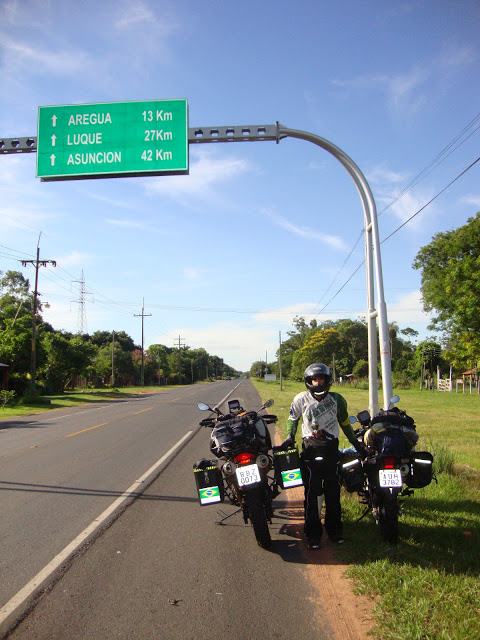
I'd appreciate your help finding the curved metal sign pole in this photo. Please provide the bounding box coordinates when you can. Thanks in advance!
[276,124,393,414]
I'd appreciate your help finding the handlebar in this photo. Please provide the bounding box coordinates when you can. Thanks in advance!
[199,412,277,428]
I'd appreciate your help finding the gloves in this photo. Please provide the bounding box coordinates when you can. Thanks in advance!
[282,435,295,450]
[355,443,367,459]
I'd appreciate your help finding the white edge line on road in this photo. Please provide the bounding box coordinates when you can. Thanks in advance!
[0,430,193,627]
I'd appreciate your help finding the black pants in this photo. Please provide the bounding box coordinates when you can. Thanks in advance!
[301,443,342,541]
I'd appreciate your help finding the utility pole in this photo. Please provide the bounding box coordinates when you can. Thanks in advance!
[279,331,283,391]
[21,241,56,392]
[111,330,115,387]
[134,299,151,387]
[174,335,185,384]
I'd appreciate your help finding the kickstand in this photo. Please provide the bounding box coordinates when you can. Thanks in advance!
[215,507,242,525]
[356,505,372,522]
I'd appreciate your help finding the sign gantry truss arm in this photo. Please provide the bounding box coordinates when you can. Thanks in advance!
[1,120,392,413]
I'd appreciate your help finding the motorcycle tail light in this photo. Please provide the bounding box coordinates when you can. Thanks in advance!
[384,457,395,469]
[234,452,256,465]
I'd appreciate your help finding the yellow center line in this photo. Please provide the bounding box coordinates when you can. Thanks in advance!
[65,423,109,438]
[171,397,181,402]
[134,407,152,415]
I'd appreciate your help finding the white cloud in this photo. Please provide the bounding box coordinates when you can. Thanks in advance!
[332,67,430,116]
[460,194,480,209]
[261,208,349,251]
[1,36,92,77]
[183,267,201,281]
[387,67,430,114]
[439,45,477,70]
[150,321,278,371]
[332,44,476,120]
[114,0,179,35]
[368,165,437,231]
[145,148,254,203]
[387,290,432,336]
[105,218,168,233]
[253,303,320,325]
[57,251,97,268]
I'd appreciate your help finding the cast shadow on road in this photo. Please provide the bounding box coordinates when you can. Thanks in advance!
[0,480,199,502]
[266,501,349,566]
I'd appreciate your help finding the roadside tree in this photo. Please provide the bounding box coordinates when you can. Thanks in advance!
[413,212,480,367]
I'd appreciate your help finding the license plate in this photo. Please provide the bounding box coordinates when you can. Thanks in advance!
[379,469,402,488]
[236,463,261,487]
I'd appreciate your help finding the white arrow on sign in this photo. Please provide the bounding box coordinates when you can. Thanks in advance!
[51,134,56,147]
[51,115,57,127]
[50,154,56,166]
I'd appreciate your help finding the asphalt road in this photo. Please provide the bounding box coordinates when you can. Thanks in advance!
[1,380,338,639]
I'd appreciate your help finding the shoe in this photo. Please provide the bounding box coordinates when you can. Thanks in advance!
[307,538,321,550]
[330,536,345,544]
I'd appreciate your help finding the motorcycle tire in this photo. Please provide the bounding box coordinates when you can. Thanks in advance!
[245,489,272,549]
[378,493,399,544]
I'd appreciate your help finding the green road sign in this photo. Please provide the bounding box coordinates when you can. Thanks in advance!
[36,99,188,181]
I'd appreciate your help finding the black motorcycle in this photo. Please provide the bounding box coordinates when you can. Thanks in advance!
[193,398,281,549]
[339,395,434,544]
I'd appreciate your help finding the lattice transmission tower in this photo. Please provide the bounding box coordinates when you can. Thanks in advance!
[73,270,89,335]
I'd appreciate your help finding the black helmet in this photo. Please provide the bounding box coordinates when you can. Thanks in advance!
[304,362,332,398]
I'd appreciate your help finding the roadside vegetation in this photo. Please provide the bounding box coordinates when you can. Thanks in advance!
[0,385,173,419]
[0,270,238,397]
[252,378,480,640]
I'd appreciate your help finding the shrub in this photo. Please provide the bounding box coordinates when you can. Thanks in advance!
[424,437,455,475]
[1,390,16,408]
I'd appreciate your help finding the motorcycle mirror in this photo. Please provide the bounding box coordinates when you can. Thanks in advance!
[388,395,400,409]
[264,399,274,408]
[197,402,212,411]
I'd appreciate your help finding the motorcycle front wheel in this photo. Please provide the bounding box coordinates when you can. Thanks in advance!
[245,488,272,549]
[378,492,399,544]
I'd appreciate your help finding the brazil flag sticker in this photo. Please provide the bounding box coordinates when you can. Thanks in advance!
[281,469,303,488]
[199,486,221,505]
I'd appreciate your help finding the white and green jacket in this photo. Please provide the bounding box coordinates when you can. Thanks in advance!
[287,391,358,447]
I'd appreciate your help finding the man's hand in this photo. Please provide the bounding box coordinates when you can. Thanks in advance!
[355,443,367,459]
[282,434,295,449]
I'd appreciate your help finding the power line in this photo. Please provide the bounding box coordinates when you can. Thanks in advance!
[315,154,480,316]
[378,112,480,217]
[311,112,480,314]
[381,156,480,244]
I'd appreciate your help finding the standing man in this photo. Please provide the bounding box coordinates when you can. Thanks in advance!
[283,362,363,549]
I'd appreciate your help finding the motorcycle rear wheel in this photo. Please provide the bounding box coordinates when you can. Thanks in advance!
[378,493,399,544]
[245,489,272,549]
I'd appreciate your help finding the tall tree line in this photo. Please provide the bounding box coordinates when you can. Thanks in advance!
[250,211,480,385]
[0,270,237,394]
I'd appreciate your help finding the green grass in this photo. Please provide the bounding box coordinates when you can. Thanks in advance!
[0,385,170,420]
[252,378,480,640]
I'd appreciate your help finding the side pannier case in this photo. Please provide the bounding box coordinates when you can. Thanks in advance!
[193,458,225,505]
[406,451,434,488]
[339,451,365,492]
[272,446,303,489]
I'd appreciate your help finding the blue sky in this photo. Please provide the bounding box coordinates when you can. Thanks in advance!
[1,0,479,372]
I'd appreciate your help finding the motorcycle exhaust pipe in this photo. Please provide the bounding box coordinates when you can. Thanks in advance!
[256,454,271,469]
[400,463,410,477]
[222,461,237,476]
